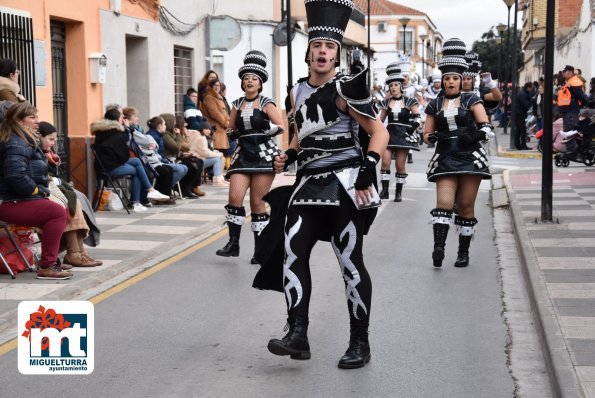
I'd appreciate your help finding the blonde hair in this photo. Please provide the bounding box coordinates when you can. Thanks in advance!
[0,102,38,147]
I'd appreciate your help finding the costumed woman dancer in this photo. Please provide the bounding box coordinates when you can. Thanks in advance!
[215,50,283,264]
[422,38,493,268]
[378,63,421,202]
[266,0,388,369]
[462,52,502,118]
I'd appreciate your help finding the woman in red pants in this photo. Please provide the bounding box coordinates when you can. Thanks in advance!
[0,102,71,279]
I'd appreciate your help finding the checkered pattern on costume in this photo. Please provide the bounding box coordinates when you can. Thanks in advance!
[258,140,281,162]
[472,148,489,170]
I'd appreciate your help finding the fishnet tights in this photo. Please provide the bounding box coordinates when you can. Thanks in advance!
[435,175,482,218]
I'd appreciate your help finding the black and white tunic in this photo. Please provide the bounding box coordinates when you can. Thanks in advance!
[290,73,378,211]
[425,93,491,182]
[226,96,281,176]
[380,97,420,151]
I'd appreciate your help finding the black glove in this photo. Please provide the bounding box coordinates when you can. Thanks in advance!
[428,131,450,143]
[406,120,420,135]
[283,148,298,170]
[460,130,487,146]
[354,151,380,190]
[227,129,240,140]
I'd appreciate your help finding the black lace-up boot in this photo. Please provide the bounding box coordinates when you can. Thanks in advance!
[338,326,371,369]
[267,316,311,360]
[379,170,390,199]
[454,216,477,267]
[431,208,453,268]
[216,205,245,257]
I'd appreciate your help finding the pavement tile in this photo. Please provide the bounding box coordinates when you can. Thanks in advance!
[548,283,595,299]
[106,225,196,235]
[87,239,163,251]
[520,204,594,211]
[544,270,595,283]
[577,366,595,382]
[567,339,595,366]
[529,230,595,239]
[0,282,64,300]
[555,300,595,317]
[537,247,595,257]
[144,213,220,221]
[533,238,595,247]
[539,258,595,269]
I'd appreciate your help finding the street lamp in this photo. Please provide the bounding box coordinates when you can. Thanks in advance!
[419,33,427,79]
[399,17,410,54]
[510,0,520,150]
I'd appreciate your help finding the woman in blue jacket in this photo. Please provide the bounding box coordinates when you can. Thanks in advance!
[0,102,71,279]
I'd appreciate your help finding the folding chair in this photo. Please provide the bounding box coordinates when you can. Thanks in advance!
[91,144,132,214]
[0,221,36,278]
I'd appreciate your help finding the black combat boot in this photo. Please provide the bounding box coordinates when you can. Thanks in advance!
[454,216,477,267]
[379,170,390,199]
[268,316,311,360]
[407,152,413,163]
[338,326,371,369]
[430,208,453,268]
[216,205,245,257]
[250,213,269,264]
[394,173,408,202]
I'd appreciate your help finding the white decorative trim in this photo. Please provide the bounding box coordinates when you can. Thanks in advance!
[308,26,345,35]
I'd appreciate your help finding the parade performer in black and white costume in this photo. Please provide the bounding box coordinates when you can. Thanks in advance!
[422,38,493,268]
[265,0,388,369]
[424,72,442,102]
[216,50,283,263]
[378,63,421,201]
[462,52,502,117]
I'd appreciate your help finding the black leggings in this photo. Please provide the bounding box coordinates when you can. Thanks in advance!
[283,196,372,327]
[179,157,204,191]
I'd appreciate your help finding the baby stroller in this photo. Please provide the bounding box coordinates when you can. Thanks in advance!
[554,110,595,167]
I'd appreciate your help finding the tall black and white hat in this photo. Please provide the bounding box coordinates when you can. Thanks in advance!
[438,38,468,77]
[463,52,481,78]
[305,0,354,60]
[238,50,269,84]
[385,62,403,86]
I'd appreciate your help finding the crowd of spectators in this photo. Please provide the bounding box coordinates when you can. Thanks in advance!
[0,57,236,279]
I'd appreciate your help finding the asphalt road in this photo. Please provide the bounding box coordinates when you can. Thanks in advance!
[0,148,520,397]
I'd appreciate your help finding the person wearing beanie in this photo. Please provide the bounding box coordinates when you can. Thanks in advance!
[215,49,284,265]
[422,38,493,269]
[262,0,389,370]
[377,63,421,202]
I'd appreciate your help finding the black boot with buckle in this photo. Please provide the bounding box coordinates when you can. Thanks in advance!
[454,216,477,267]
[216,205,245,257]
[250,213,269,264]
[267,316,311,360]
[394,173,408,202]
[431,208,453,268]
[338,326,371,369]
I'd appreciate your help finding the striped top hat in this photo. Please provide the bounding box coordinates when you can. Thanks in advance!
[438,38,468,76]
[385,62,404,85]
[305,0,354,47]
[238,50,269,83]
[463,52,481,77]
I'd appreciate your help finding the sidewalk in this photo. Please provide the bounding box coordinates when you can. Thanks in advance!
[0,175,295,337]
[495,125,543,159]
[496,125,595,396]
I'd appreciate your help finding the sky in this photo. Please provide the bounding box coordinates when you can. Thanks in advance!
[393,0,522,48]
